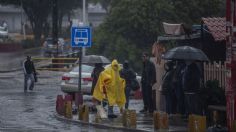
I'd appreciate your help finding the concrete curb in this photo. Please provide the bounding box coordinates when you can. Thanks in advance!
[54,113,149,132]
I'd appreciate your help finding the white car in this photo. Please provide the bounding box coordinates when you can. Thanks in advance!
[60,64,94,94]
[61,64,141,95]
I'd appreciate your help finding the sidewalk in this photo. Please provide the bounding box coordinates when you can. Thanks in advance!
[55,99,188,132]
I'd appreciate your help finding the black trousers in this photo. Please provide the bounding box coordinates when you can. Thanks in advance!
[184,93,201,115]
[141,83,153,111]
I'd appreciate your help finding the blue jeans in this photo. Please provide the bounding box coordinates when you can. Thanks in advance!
[125,86,131,109]
[24,74,35,91]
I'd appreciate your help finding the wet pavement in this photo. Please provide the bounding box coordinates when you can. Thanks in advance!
[0,48,188,131]
[55,99,187,132]
[0,70,124,132]
[0,47,43,72]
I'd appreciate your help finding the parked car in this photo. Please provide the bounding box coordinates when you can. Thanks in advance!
[61,64,141,95]
[43,37,65,56]
[60,64,94,94]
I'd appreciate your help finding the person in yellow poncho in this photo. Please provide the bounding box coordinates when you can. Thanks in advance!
[93,59,126,118]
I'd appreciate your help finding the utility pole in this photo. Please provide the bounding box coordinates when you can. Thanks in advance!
[78,0,86,92]
[82,0,86,57]
[226,0,236,131]
[52,0,58,56]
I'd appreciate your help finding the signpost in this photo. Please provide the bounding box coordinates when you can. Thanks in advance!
[71,26,92,93]
[71,27,92,48]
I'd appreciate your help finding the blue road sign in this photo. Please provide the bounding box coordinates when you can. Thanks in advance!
[71,27,92,47]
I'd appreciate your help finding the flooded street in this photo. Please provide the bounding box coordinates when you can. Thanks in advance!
[0,70,123,132]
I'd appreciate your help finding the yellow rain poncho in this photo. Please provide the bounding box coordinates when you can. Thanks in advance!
[93,60,126,108]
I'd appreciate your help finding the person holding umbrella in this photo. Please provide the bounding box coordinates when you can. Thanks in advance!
[182,61,201,115]
[91,63,104,95]
[93,59,126,118]
[161,60,176,114]
[162,46,209,116]
[172,60,186,115]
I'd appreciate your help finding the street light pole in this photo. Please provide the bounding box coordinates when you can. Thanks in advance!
[78,0,86,93]
[52,0,58,57]
[82,0,86,57]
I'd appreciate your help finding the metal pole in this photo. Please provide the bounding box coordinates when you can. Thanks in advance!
[82,0,86,57]
[78,47,82,92]
[52,0,58,56]
[83,0,86,25]
[78,0,86,92]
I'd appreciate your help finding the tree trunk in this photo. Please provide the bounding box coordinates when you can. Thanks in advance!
[58,12,63,36]
[32,21,43,46]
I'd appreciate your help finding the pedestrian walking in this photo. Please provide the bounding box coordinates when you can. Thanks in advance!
[91,63,104,95]
[140,52,156,113]
[93,60,126,118]
[120,60,136,109]
[161,61,176,114]
[182,61,201,115]
[23,56,37,92]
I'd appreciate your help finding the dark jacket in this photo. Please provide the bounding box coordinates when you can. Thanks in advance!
[141,60,156,86]
[172,62,186,87]
[120,68,136,87]
[23,60,36,74]
[182,63,201,93]
[161,68,175,94]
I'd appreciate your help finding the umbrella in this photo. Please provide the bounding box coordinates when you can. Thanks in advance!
[162,46,209,61]
[81,55,111,64]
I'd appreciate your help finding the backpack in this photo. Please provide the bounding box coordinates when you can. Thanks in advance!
[130,78,140,91]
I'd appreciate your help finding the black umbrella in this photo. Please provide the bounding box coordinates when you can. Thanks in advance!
[81,55,111,64]
[162,46,209,61]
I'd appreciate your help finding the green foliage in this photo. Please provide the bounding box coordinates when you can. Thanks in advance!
[89,0,225,72]
[203,80,226,105]
[0,0,81,46]
[172,0,225,24]
[87,26,145,72]
[104,0,176,48]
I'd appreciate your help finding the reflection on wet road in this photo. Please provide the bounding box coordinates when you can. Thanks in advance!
[0,70,123,132]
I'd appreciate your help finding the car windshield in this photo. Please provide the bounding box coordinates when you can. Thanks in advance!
[71,65,94,73]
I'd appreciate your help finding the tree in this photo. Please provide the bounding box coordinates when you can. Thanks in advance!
[89,0,225,72]
[104,0,177,48]
[0,0,51,45]
[0,0,82,45]
[58,0,82,35]
[172,0,225,24]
